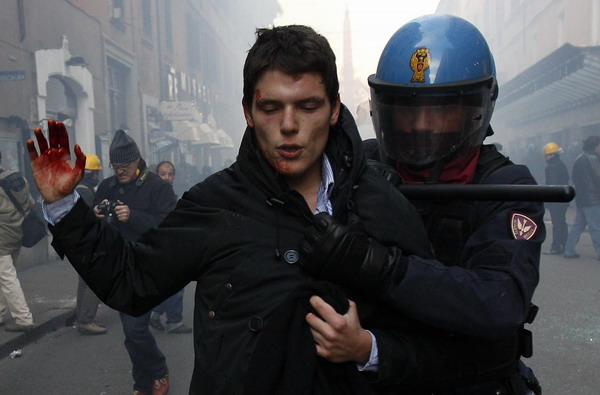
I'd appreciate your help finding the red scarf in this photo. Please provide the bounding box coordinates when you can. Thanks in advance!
[396,149,481,185]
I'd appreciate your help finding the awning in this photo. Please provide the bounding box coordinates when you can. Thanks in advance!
[170,120,220,145]
[153,139,177,152]
[213,128,234,148]
[494,44,600,125]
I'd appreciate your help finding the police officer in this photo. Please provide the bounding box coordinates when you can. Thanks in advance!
[300,14,544,394]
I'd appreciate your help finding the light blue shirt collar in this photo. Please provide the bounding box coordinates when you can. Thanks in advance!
[314,154,334,215]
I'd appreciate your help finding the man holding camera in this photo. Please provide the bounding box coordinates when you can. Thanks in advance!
[92,130,176,395]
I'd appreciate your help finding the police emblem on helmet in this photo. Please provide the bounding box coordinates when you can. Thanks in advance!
[410,48,430,83]
[511,213,538,240]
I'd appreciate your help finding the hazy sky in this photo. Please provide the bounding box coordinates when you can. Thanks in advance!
[274,0,440,83]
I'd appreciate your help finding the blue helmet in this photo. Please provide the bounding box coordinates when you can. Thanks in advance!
[369,14,498,168]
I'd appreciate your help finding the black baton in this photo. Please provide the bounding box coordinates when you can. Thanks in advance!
[396,184,575,202]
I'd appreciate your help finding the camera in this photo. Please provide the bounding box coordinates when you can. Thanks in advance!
[97,200,117,217]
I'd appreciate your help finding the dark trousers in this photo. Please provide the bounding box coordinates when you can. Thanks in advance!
[75,276,101,324]
[120,311,168,393]
[152,289,184,324]
[548,203,568,252]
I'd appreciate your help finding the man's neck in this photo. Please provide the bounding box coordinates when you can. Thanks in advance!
[286,165,322,212]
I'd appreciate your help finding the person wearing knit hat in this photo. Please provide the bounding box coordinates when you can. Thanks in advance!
[89,130,175,394]
[109,130,140,165]
[107,131,142,185]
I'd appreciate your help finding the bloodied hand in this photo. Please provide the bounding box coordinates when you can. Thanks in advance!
[26,120,86,203]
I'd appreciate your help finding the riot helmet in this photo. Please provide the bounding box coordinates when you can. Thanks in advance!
[369,14,498,169]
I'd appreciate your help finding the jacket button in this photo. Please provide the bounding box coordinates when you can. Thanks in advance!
[224,283,232,292]
[248,317,263,332]
[283,250,299,264]
[208,311,216,319]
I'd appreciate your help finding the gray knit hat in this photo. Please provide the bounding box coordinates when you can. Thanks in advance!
[109,130,140,164]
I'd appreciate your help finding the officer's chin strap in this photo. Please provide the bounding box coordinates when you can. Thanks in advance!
[424,157,450,184]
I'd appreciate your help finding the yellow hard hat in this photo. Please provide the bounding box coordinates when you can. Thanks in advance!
[85,154,103,170]
[543,142,561,155]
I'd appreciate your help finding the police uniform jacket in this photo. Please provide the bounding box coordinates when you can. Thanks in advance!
[366,144,546,391]
[48,106,437,394]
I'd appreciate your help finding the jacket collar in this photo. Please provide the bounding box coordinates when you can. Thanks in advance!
[235,104,366,208]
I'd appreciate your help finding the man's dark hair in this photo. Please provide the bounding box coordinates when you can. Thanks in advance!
[243,25,339,107]
[582,135,600,153]
[156,160,175,174]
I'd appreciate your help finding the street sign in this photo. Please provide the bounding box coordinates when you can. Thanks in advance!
[0,70,25,81]
[160,101,195,121]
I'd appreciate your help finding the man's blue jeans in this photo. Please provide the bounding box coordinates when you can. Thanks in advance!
[564,205,600,257]
[120,311,168,393]
[152,289,184,330]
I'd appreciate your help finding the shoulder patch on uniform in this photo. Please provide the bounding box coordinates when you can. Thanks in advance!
[511,213,537,240]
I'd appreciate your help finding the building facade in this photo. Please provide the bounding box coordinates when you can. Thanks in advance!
[0,0,280,264]
[436,0,600,181]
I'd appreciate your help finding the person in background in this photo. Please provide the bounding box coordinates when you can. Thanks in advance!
[74,154,108,335]
[0,150,35,332]
[543,142,570,255]
[156,161,176,188]
[92,131,175,395]
[149,160,192,334]
[563,135,600,259]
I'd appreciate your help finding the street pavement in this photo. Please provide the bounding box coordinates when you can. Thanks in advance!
[0,258,77,360]
[2,207,600,393]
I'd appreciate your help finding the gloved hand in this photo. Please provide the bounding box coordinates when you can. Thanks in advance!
[299,212,397,293]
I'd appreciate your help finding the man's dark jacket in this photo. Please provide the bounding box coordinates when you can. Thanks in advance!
[50,107,440,394]
[571,151,600,208]
[545,154,569,211]
[544,155,569,186]
[92,160,176,241]
[75,176,97,207]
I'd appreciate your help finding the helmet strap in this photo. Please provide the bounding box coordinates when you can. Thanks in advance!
[425,158,449,184]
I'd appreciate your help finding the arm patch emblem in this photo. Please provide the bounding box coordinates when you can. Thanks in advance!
[511,213,537,240]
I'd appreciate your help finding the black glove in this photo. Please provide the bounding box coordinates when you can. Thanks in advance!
[299,212,397,293]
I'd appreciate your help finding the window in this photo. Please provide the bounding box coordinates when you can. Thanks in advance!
[165,0,173,52]
[141,0,152,38]
[186,15,201,69]
[107,58,130,130]
[111,0,124,20]
[45,77,77,121]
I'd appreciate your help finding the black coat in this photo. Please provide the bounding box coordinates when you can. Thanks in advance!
[544,155,569,186]
[92,162,176,241]
[50,107,436,394]
[571,151,600,207]
[362,144,545,391]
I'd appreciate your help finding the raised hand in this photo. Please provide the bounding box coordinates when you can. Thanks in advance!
[26,120,86,203]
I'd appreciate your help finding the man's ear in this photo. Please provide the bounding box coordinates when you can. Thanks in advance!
[330,94,341,126]
[242,99,254,128]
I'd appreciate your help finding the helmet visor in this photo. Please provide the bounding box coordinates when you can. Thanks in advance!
[370,78,495,167]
